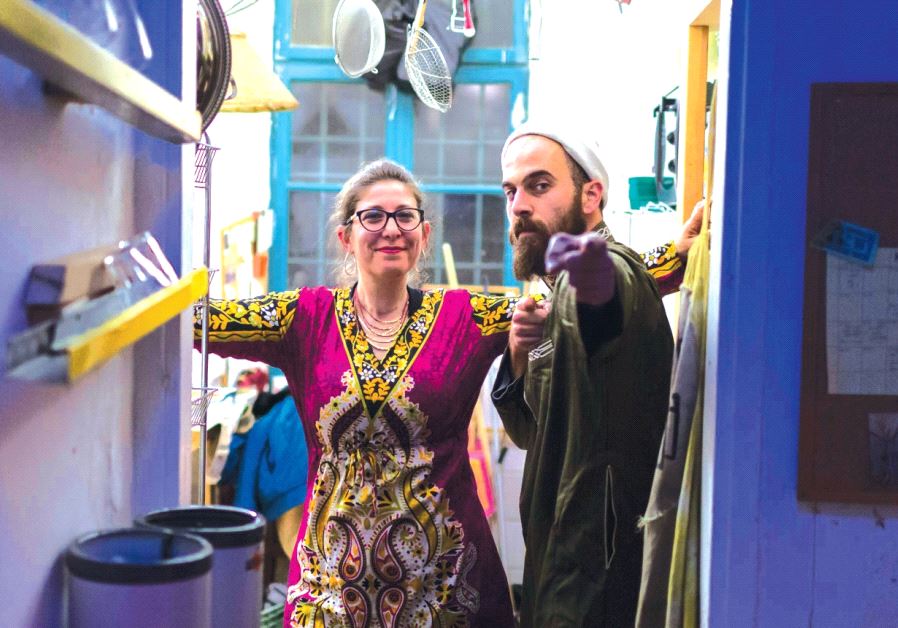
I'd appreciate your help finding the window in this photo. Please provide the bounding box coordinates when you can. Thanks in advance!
[270,0,528,290]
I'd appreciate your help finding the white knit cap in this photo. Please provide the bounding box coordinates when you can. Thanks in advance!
[502,121,610,206]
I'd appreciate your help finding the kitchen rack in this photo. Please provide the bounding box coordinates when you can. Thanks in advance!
[0,0,200,143]
[193,139,220,504]
[68,269,208,380]
[7,267,208,383]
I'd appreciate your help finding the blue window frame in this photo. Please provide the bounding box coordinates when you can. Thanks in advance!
[270,0,529,291]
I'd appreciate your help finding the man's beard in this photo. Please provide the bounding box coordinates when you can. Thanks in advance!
[509,195,587,280]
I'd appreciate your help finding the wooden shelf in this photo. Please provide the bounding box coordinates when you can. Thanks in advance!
[678,0,720,220]
[691,0,720,28]
[66,268,208,381]
[0,0,201,143]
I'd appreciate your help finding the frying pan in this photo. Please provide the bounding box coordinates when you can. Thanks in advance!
[197,0,232,132]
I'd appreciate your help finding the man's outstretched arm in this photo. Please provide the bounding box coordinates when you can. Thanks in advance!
[640,199,704,296]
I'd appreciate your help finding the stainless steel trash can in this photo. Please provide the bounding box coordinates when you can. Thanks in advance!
[135,505,266,628]
[65,527,213,628]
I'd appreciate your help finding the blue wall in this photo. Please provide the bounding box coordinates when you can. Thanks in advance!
[709,2,898,626]
[0,3,190,626]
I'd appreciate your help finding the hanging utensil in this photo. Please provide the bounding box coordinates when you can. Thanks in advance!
[448,0,475,38]
[196,0,232,132]
[332,0,386,78]
[404,0,453,112]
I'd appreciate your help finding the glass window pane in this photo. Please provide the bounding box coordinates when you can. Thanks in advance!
[288,191,340,287]
[288,262,322,290]
[422,192,445,285]
[291,82,386,183]
[440,194,475,263]
[481,194,507,267]
[422,192,506,287]
[292,0,339,47]
[468,0,515,49]
[482,83,512,133]
[291,0,514,50]
[414,83,509,185]
[288,191,333,258]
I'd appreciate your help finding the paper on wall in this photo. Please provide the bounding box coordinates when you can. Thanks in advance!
[826,248,898,395]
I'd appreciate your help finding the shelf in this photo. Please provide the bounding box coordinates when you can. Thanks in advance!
[66,268,208,381]
[678,0,720,219]
[0,0,201,143]
[691,0,720,27]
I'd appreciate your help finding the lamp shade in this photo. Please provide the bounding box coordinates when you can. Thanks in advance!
[220,32,298,113]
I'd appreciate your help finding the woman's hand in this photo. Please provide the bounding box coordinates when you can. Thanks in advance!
[676,199,706,260]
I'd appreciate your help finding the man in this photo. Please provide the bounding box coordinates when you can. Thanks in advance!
[492,121,676,627]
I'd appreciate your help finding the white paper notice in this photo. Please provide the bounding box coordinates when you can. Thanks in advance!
[826,247,898,395]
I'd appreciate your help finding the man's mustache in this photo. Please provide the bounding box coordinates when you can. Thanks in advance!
[511,216,547,240]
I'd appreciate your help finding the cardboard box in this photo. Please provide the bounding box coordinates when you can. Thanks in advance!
[24,242,120,323]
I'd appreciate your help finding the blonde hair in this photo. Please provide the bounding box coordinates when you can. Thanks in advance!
[329,159,430,286]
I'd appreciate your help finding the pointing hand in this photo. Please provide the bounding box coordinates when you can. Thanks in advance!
[545,232,615,307]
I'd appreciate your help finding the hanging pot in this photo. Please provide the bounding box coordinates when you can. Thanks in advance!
[196,0,232,132]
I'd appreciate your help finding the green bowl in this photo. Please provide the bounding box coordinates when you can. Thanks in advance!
[628,176,675,209]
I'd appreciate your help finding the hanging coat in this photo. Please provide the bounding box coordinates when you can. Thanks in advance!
[636,226,710,628]
[220,391,308,523]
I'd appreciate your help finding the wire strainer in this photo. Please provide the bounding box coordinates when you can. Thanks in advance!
[332,0,386,78]
[404,0,453,112]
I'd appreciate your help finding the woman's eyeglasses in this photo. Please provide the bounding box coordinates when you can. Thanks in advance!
[345,208,424,232]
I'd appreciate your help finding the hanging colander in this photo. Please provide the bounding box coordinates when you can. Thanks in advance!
[404,0,452,112]
[332,0,386,78]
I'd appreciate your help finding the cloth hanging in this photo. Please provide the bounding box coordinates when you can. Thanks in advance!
[220,390,308,523]
[366,0,472,93]
[636,83,716,628]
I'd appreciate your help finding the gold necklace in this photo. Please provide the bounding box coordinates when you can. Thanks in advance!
[357,309,404,336]
[355,293,409,325]
[364,334,397,352]
[354,310,403,353]
[358,308,406,342]
[352,292,409,352]
[358,320,402,351]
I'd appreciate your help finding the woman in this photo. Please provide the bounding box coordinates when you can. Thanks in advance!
[197,159,518,627]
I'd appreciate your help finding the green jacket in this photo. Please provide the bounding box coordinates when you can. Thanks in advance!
[493,242,673,627]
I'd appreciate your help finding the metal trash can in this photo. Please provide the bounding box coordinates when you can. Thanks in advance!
[65,527,213,628]
[135,505,266,628]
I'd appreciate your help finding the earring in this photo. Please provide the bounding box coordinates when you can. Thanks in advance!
[414,249,428,281]
[416,251,426,273]
[342,252,356,276]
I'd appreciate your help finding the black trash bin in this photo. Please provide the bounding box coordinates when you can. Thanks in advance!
[135,505,266,628]
[65,527,213,628]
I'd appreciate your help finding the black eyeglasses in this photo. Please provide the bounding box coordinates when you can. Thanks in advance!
[345,207,424,232]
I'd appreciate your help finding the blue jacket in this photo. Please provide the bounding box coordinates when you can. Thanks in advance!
[220,393,308,522]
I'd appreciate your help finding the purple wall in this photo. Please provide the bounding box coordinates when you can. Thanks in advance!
[0,3,191,626]
[707,2,898,626]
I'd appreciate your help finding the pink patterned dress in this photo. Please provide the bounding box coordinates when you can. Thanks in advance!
[197,286,517,627]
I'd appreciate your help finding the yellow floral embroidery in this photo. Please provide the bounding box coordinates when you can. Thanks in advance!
[195,289,300,342]
[469,292,516,336]
[642,240,682,278]
[333,288,444,419]
[362,377,390,401]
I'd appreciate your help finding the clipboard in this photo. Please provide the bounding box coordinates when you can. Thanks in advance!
[798,83,898,504]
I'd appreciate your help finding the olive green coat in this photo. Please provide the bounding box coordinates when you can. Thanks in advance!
[494,242,673,627]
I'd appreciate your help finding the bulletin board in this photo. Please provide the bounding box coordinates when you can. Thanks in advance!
[798,83,898,504]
